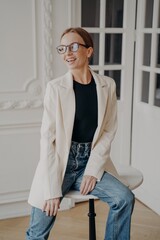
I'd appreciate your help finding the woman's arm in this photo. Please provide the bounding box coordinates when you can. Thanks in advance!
[40,82,62,201]
[84,80,118,181]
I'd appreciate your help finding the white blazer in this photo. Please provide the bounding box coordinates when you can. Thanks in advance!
[28,69,122,209]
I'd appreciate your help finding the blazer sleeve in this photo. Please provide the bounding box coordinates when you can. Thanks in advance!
[84,80,118,180]
[40,82,62,200]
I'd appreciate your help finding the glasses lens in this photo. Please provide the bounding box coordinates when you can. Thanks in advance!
[57,45,66,54]
[70,43,79,52]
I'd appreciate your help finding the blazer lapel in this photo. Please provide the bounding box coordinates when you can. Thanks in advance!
[91,70,108,148]
[59,72,75,150]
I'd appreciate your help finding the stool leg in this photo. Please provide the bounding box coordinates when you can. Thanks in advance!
[88,199,96,240]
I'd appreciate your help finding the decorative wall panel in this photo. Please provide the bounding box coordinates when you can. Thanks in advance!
[0,0,43,112]
[0,0,53,219]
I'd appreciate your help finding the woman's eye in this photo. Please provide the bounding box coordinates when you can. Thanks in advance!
[71,43,78,51]
[58,47,65,52]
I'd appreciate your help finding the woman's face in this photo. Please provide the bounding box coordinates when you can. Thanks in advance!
[59,32,93,71]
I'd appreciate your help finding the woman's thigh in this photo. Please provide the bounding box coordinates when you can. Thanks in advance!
[72,171,134,207]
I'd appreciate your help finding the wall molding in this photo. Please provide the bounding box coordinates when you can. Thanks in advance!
[42,0,53,85]
[0,198,74,220]
[68,0,81,27]
[0,201,31,220]
[0,0,43,111]
[0,99,43,111]
[0,190,31,219]
[0,189,74,219]
[0,0,38,94]
[0,122,41,130]
[0,190,29,205]
[0,0,54,111]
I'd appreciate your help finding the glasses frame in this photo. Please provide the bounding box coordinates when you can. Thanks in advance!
[56,42,89,54]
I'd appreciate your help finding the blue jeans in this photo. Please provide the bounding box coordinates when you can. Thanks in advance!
[26,141,135,240]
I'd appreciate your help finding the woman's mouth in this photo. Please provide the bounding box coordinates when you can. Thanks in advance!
[66,57,76,63]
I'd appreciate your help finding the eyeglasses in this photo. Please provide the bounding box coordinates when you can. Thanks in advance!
[56,42,89,54]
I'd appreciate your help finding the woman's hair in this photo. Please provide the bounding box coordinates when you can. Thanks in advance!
[60,27,94,49]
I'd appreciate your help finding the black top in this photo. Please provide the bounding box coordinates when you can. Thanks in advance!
[72,77,98,143]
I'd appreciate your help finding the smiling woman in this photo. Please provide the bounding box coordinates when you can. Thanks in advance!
[58,29,93,78]
[26,27,135,240]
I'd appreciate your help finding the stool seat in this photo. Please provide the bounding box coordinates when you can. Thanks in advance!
[65,190,98,200]
[114,163,143,190]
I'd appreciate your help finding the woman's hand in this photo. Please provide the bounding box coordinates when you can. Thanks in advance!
[42,198,60,216]
[80,175,97,195]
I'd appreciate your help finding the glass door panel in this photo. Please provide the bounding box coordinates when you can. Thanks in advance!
[143,34,152,66]
[105,34,122,65]
[81,0,100,27]
[105,0,124,28]
[141,71,150,103]
[90,33,99,65]
[155,74,160,107]
[144,0,154,28]
[105,70,121,100]
[156,34,160,67]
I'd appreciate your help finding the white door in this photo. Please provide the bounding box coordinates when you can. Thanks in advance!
[69,0,137,165]
[132,0,160,214]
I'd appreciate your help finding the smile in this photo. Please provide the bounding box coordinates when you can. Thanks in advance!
[66,57,76,63]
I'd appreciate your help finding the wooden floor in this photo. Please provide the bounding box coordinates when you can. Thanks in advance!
[0,199,160,240]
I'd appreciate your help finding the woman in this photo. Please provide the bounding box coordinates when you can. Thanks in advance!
[26,27,135,240]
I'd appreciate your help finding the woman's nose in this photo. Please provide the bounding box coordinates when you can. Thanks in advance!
[66,46,72,53]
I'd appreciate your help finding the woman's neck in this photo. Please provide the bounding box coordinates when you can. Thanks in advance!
[71,68,92,85]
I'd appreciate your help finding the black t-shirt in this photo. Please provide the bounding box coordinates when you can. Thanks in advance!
[72,77,98,143]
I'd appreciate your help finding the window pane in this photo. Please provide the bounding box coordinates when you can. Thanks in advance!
[105,70,121,99]
[154,74,160,107]
[105,0,124,28]
[90,33,99,65]
[105,34,122,64]
[141,71,150,103]
[144,0,154,28]
[158,2,160,27]
[156,34,160,68]
[81,0,100,27]
[143,34,151,66]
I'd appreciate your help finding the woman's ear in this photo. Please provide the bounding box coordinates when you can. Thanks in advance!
[87,47,94,59]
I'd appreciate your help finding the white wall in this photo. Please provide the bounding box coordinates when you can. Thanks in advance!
[0,0,71,219]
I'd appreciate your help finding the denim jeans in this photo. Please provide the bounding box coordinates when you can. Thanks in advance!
[26,141,135,240]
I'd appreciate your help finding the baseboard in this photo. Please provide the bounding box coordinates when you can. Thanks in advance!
[0,197,75,220]
[0,201,31,219]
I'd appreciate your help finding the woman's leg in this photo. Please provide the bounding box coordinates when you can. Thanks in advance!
[73,171,135,240]
[26,180,74,240]
[26,169,76,240]
[26,207,56,240]
[26,175,76,240]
